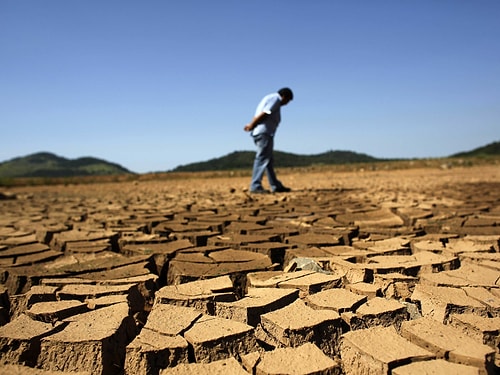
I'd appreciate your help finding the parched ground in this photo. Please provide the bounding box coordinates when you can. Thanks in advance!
[0,165,499,374]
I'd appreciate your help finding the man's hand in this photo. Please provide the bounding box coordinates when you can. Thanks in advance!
[244,112,267,132]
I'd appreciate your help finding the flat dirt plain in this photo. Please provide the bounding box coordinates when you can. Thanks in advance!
[0,164,499,374]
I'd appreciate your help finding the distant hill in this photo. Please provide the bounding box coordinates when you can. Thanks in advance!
[0,152,134,178]
[450,141,500,158]
[2,141,497,178]
[172,150,381,172]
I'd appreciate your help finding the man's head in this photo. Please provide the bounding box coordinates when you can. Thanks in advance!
[278,87,294,105]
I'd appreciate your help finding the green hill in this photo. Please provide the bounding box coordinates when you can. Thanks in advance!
[172,150,381,172]
[450,141,500,158]
[2,141,497,178]
[0,152,134,178]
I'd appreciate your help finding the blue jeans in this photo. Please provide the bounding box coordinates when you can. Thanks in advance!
[250,133,283,191]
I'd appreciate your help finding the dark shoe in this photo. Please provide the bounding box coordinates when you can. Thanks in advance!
[250,188,270,194]
[273,186,291,193]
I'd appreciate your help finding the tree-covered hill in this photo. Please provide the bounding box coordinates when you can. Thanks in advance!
[0,152,134,178]
[2,141,498,178]
[450,141,500,158]
[172,150,381,172]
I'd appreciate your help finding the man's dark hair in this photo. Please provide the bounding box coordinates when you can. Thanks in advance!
[278,87,294,101]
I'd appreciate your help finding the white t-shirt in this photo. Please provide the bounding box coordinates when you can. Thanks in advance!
[251,92,282,136]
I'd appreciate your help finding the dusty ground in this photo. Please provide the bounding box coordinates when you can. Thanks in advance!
[0,165,499,374]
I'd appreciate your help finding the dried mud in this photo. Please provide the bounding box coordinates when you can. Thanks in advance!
[0,165,499,374]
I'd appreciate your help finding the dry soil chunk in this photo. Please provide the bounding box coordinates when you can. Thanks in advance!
[9,285,58,319]
[392,359,480,375]
[50,229,118,252]
[159,357,247,374]
[215,287,299,326]
[144,304,202,336]
[340,326,434,375]
[449,313,500,350]
[167,248,273,284]
[0,242,50,258]
[26,300,88,323]
[411,284,488,323]
[373,272,419,300]
[353,296,408,330]
[462,287,500,316]
[412,250,458,273]
[258,299,342,357]
[0,314,63,366]
[444,238,494,256]
[285,232,343,247]
[336,208,404,227]
[57,283,139,301]
[329,257,372,284]
[98,273,160,305]
[183,314,258,363]
[346,282,381,299]
[305,288,367,313]
[154,275,235,314]
[400,317,495,373]
[38,302,136,374]
[252,343,341,375]
[411,239,446,253]
[124,328,189,375]
[58,282,145,312]
[277,271,342,297]
[420,264,500,288]
[247,270,316,288]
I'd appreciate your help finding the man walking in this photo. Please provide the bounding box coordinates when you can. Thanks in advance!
[244,87,294,193]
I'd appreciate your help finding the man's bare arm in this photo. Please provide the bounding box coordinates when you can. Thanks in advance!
[244,112,267,132]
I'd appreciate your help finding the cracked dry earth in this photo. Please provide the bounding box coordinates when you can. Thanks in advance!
[0,165,499,375]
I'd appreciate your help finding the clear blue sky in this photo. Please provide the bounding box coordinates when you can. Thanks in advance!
[1,1,499,173]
